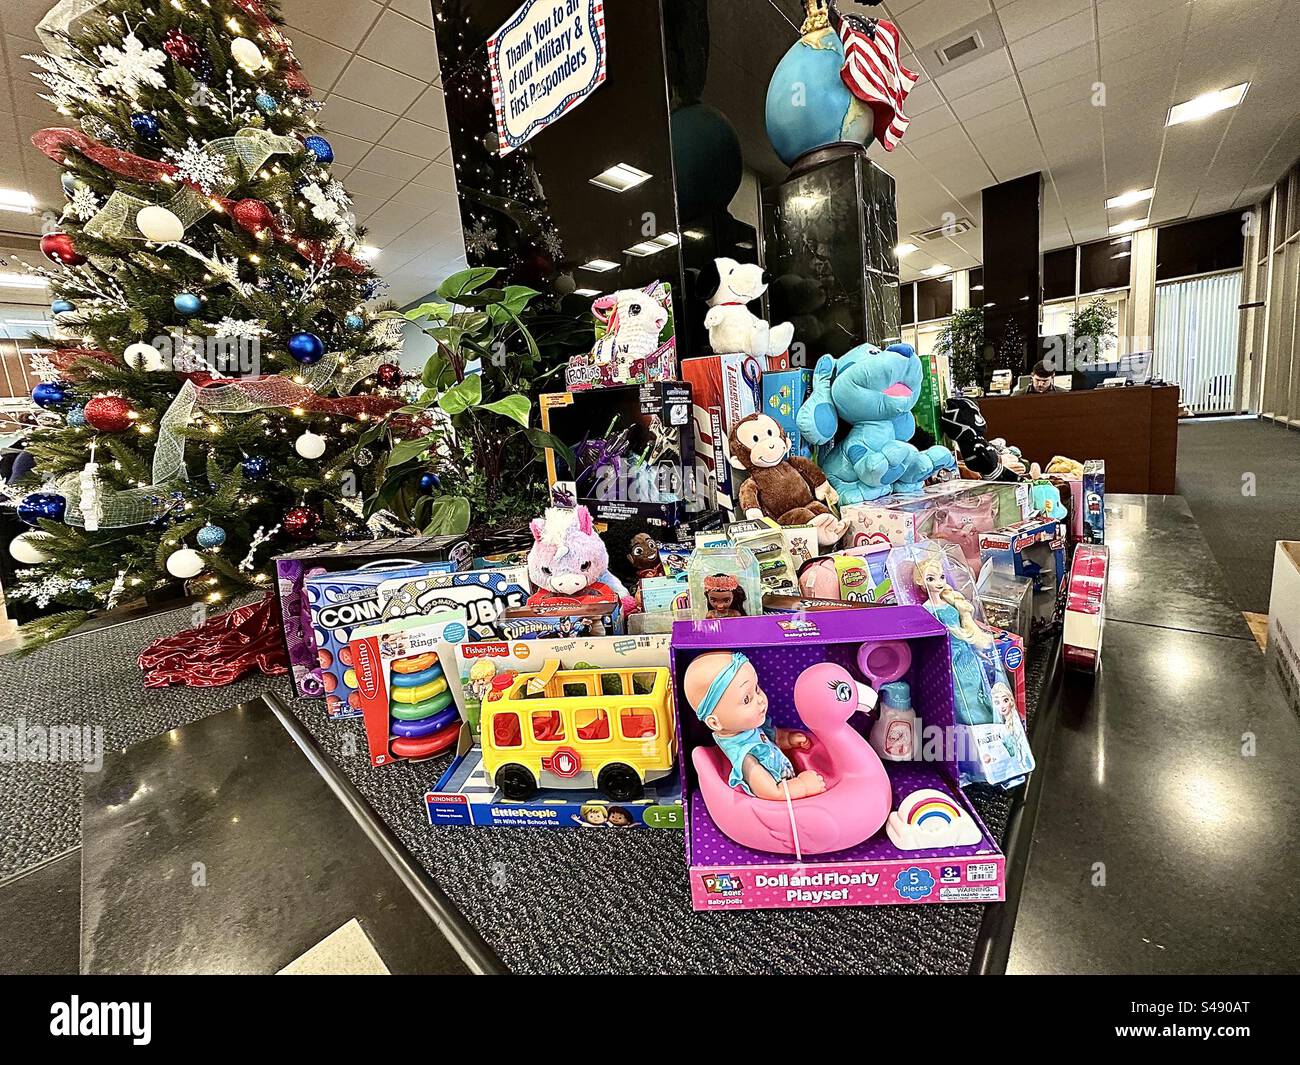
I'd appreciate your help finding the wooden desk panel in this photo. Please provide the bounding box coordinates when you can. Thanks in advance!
[977,386,1179,494]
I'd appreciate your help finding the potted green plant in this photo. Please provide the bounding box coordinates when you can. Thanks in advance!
[363,268,571,535]
[1069,296,1119,369]
[935,307,986,395]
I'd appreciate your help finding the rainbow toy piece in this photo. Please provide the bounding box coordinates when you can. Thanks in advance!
[885,788,982,851]
[388,652,458,759]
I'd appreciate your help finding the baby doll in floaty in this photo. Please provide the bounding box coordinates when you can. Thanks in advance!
[684,651,825,800]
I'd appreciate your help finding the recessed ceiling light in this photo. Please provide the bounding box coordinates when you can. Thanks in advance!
[1109,217,1148,235]
[1166,83,1248,126]
[921,264,951,277]
[895,242,919,257]
[355,244,380,261]
[684,228,708,240]
[970,283,984,291]
[589,163,652,193]
[0,272,48,289]
[580,258,619,272]
[0,188,35,214]
[624,232,680,257]
[573,288,602,297]
[1105,188,1154,210]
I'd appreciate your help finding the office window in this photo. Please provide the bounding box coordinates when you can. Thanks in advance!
[1156,212,1245,281]
[968,267,984,295]
[915,278,953,322]
[900,282,916,326]
[1080,238,1131,293]
[1043,248,1076,300]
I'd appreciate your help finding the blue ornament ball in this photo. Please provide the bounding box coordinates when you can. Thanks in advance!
[344,313,364,331]
[197,524,227,549]
[254,92,277,114]
[287,330,325,364]
[17,492,67,526]
[241,455,269,481]
[418,471,441,494]
[65,405,87,427]
[130,112,162,142]
[32,381,67,408]
[303,135,334,163]
[174,291,202,316]
[52,299,75,314]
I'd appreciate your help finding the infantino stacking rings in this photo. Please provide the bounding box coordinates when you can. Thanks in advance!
[390,663,444,688]
[390,690,454,720]
[390,706,460,738]
[391,675,449,705]
[392,652,439,674]
[390,724,458,760]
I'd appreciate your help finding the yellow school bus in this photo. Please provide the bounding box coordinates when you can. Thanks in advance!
[480,660,675,801]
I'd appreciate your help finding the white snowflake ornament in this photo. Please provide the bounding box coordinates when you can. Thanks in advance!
[165,137,229,194]
[302,183,341,225]
[66,186,100,222]
[96,34,167,98]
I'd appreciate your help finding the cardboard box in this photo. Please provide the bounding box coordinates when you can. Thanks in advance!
[1083,459,1106,545]
[761,368,812,457]
[680,353,762,515]
[673,608,1006,912]
[978,518,1068,631]
[1266,542,1300,717]
[1063,544,1108,672]
[540,381,698,527]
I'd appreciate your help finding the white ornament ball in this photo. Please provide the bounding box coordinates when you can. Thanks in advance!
[294,431,327,460]
[166,547,205,579]
[136,205,185,243]
[124,341,166,371]
[10,531,53,564]
[231,37,264,71]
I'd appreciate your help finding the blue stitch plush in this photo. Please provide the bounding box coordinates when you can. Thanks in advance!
[796,342,957,504]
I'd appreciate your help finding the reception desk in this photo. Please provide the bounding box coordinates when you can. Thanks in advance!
[977,385,1179,494]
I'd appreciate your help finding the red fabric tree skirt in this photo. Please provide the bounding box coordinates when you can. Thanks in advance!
[139,593,289,689]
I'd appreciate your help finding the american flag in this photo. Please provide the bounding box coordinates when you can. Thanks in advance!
[837,15,918,152]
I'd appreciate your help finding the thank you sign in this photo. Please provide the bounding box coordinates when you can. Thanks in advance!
[487,0,608,155]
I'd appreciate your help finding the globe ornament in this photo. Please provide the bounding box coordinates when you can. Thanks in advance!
[17,492,67,526]
[418,471,441,494]
[287,331,325,364]
[230,37,264,72]
[165,547,206,579]
[124,341,166,371]
[294,431,327,460]
[161,28,201,69]
[765,1,876,168]
[136,204,185,243]
[84,395,134,433]
[130,112,162,142]
[232,198,275,235]
[10,531,54,564]
[255,92,277,114]
[32,381,68,408]
[241,455,270,481]
[174,291,202,316]
[344,312,365,331]
[376,362,403,389]
[283,505,322,541]
[40,232,86,266]
[303,135,334,163]
[65,405,87,427]
[52,299,75,314]
[196,524,227,549]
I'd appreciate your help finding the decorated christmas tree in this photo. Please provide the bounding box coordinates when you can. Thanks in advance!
[6,0,407,642]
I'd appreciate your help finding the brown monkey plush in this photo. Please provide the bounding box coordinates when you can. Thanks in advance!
[728,413,849,546]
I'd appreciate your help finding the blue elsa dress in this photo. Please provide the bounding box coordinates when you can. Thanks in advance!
[925,601,1000,726]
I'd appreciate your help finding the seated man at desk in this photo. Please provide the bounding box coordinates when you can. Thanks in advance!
[1015,361,1059,394]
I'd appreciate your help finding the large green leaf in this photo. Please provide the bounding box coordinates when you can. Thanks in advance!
[524,427,575,467]
[424,495,472,536]
[438,375,483,415]
[481,393,531,427]
[437,267,499,302]
[387,434,434,467]
[422,354,449,388]
[400,302,452,323]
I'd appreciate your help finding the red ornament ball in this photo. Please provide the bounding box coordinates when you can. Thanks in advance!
[376,362,403,389]
[84,395,134,433]
[40,232,86,267]
[282,505,322,541]
[232,198,275,235]
[162,29,201,69]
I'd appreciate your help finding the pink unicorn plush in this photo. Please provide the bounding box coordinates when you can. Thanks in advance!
[526,506,635,612]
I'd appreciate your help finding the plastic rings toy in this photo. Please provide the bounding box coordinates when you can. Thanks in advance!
[390,690,454,720]
[390,663,444,688]
[392,652,440,674]
[391,676,449,705]
[389,724,458,760]
[390,706,459,738]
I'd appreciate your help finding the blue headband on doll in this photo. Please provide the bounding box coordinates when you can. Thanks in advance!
[694,652,749,721]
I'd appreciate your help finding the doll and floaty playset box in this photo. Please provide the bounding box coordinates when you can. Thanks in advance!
[671,608,1007,912]
[418,633,684,830]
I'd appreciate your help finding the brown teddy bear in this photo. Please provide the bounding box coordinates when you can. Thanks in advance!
[728,413,848,546]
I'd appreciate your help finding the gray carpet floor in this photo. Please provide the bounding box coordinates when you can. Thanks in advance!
[0,601,1050,975]
[1177,417,1300,615]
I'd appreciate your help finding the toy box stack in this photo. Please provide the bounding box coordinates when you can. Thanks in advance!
[680,352,763,514]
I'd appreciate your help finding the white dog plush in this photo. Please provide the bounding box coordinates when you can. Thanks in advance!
[592,288,669,378]
[699,257,795,360]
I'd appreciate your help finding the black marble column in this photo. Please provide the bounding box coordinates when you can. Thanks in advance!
[981,172,1042,382]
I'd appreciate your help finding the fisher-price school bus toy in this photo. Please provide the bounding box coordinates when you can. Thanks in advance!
[480,661,676,802]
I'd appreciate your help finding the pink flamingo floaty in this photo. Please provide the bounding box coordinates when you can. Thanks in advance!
[690,659,893,856]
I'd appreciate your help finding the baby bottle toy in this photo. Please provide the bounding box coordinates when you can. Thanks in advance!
[869,680,918,762]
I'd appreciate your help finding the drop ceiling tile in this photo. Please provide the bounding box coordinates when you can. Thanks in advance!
[933,49,1015,99]
[388,0,436,29]
[379,118,451,160]
[962,99,1031,140]
[998,0,1092,43]
[405,84,449,131]
[893,0,992,48]
[332,55,425,114]
[346,168,408,201]
[1007,10,1094,70]
[321,93,401,141]
[359,8,440,82]
[1027,76,1097,116]
[285,30,352,93]
[903,79,944,116]
[904,105,959,140]
[1016,41,1097,93]
[281,0,384,51]
[1099,10,1188,65]
[320,130,372,168]
[389,181,458,213]
[411,159,457,192]
[355,144,427,180]
[1096,0,1192,38]
[950,76,1023,119]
